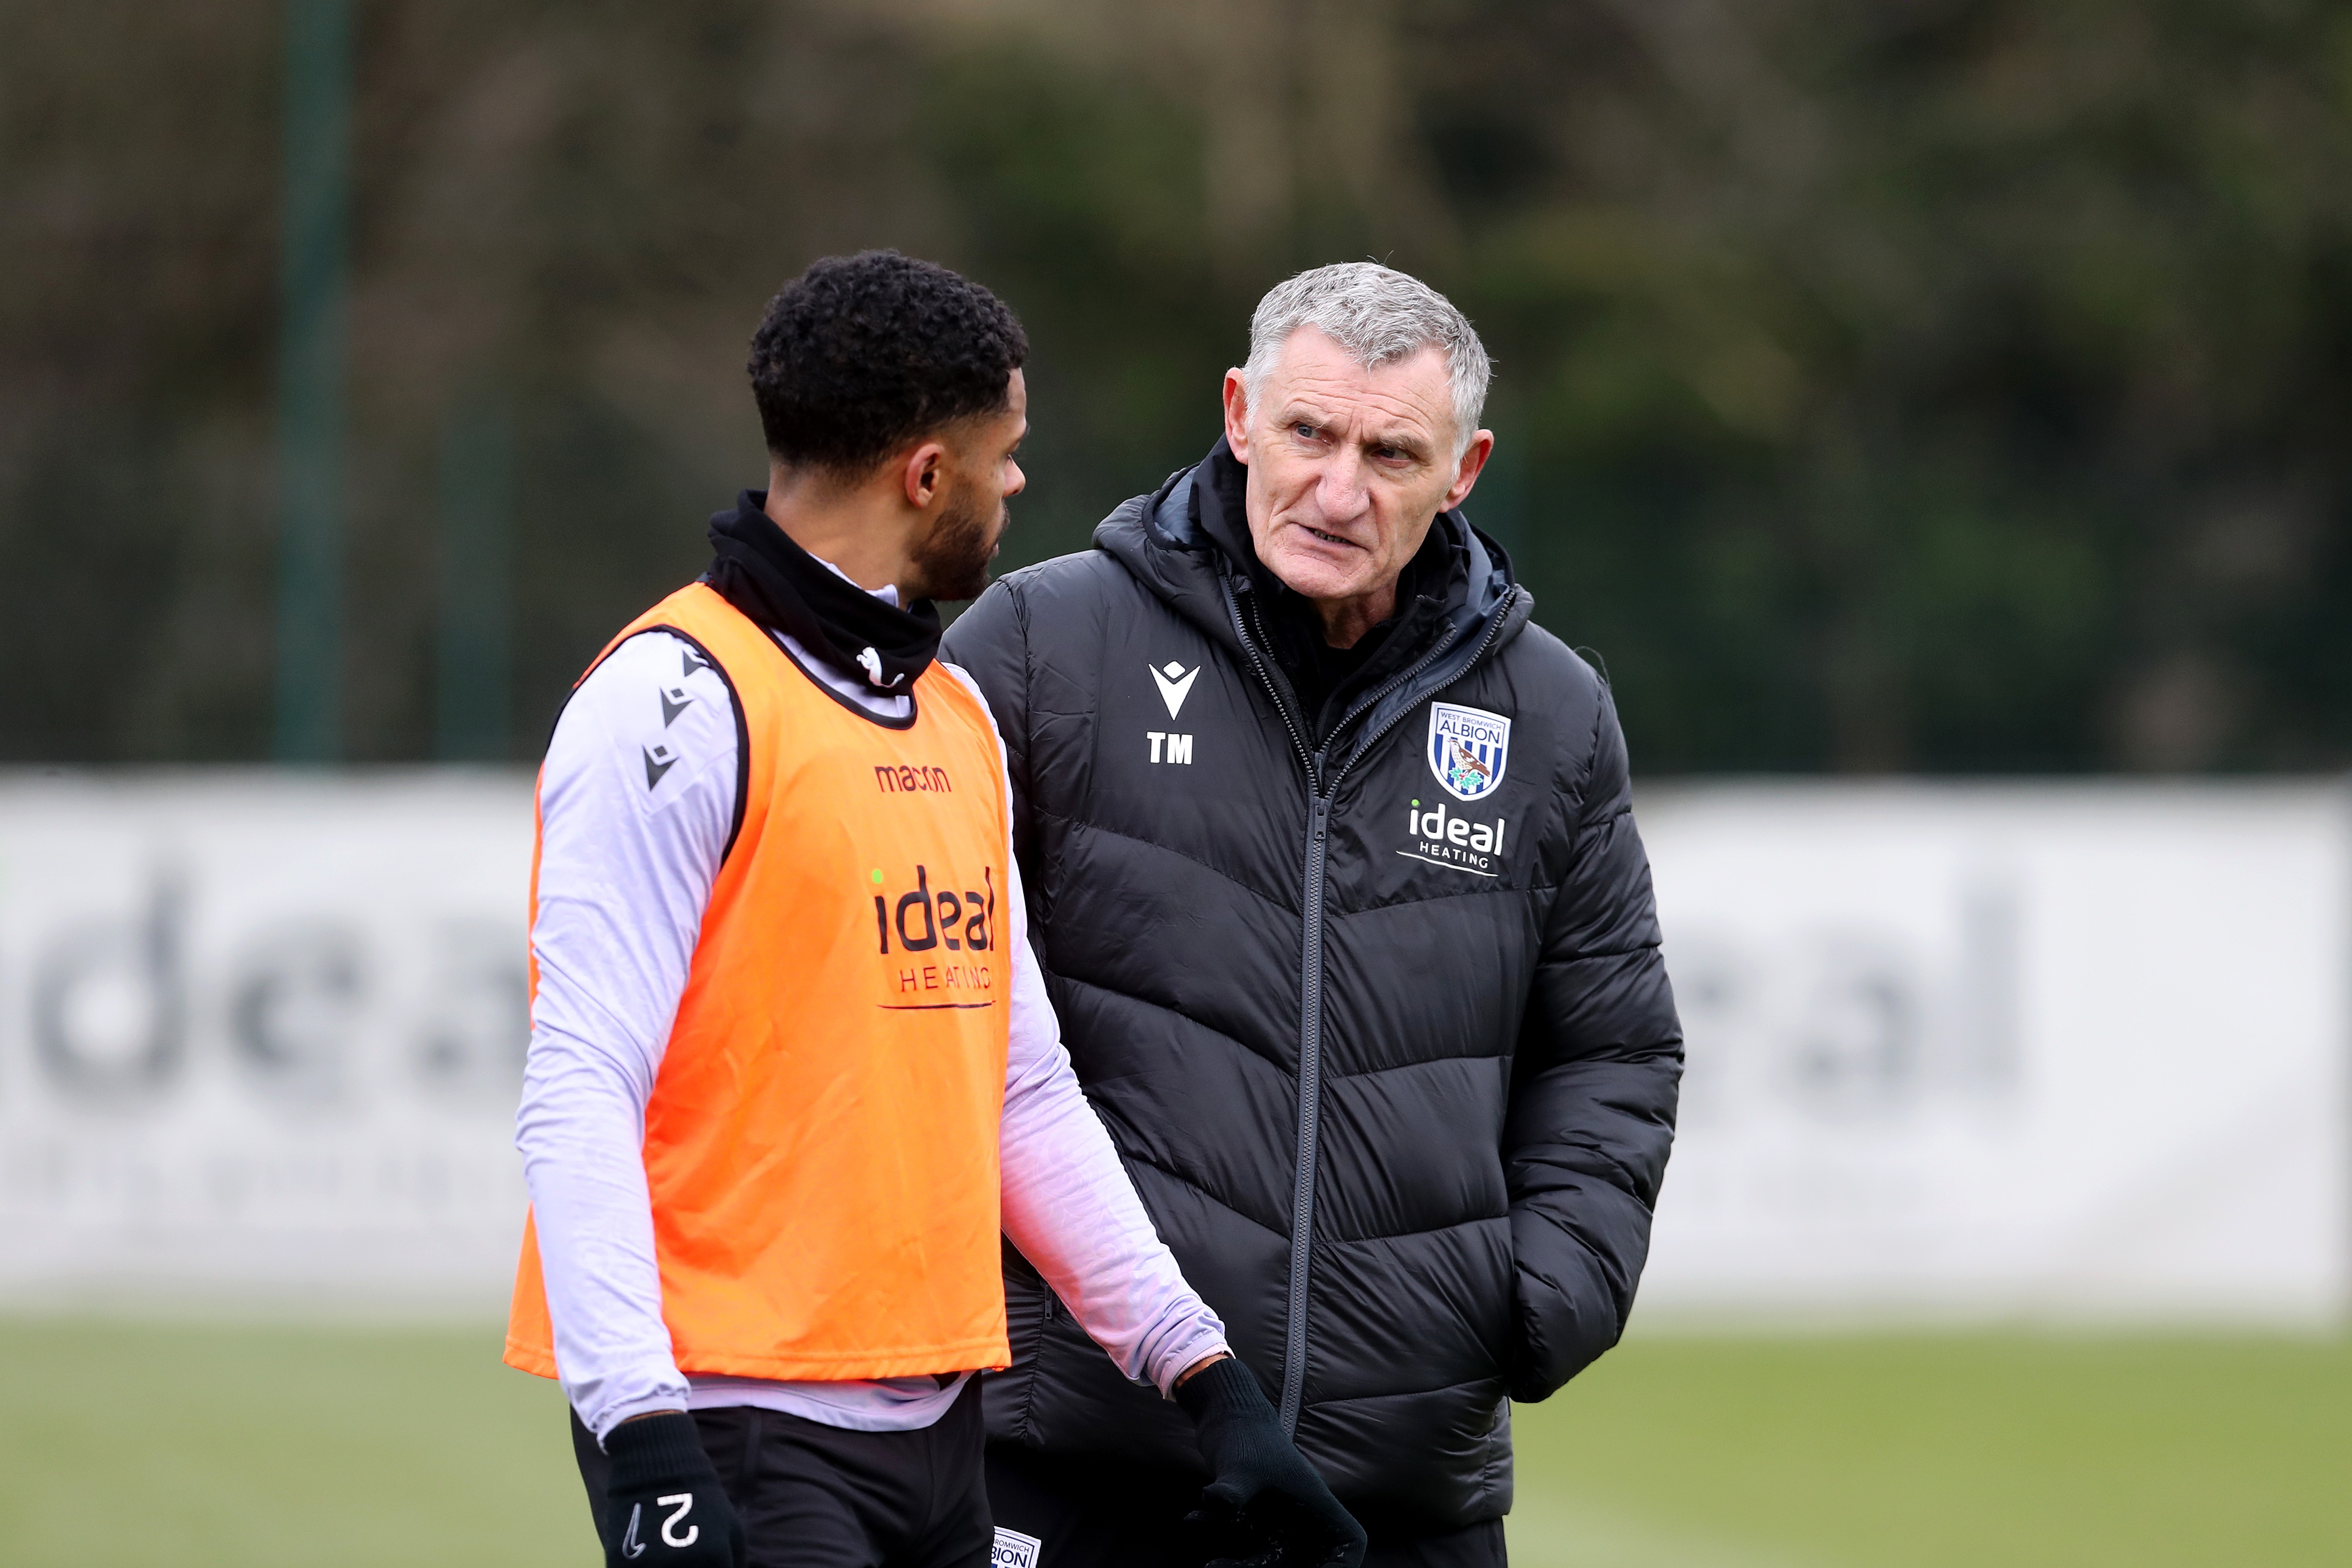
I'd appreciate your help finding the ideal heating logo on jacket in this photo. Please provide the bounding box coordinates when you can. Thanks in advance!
[1398,798,1507,877]
[870,864,997,1007]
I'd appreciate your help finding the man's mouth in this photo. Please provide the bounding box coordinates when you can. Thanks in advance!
[1302,525,1355,549]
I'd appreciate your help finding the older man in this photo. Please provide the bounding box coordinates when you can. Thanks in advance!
[939,262,1683,1567]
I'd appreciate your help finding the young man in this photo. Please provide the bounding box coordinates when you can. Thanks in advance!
[505,252,1364,1568]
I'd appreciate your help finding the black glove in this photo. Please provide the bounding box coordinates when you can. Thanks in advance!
[600,1413,746,1568]
[1176,1357,1367,1568]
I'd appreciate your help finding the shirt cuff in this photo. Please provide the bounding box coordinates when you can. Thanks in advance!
[1144,1317,1232,1400]
[580,1371,695,1446]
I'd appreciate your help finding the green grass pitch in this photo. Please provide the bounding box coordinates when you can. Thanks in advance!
[0,1317,2344,1566]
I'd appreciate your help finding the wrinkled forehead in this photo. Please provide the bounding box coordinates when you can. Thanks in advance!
[1263,326,1453,439]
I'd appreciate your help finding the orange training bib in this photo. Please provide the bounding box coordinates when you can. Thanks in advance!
[505,583,1013,1383]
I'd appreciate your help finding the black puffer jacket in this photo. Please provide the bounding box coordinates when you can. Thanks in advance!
[941,449,1681,1534]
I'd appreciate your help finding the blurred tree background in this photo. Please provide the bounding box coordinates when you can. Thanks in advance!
[3,0,2349,771]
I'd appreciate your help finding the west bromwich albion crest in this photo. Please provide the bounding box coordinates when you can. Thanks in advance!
[1427,702,1511,802]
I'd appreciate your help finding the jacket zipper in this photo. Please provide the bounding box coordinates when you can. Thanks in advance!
[1227,581,1317,782]
[1222,578,1322,1433]
[1216,576,1519,1434]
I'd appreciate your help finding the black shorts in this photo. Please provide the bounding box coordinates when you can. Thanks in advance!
[984,1443,1507,1568]
[571,1381,992,1568]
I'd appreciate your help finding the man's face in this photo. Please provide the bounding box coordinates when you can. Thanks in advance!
[907,369,1027,601]
[1224,329,1489,624]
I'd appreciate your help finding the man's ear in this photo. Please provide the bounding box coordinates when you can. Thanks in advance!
[1221,370,1252,463]
[1443,431,1495,511]
[900,441,948,509]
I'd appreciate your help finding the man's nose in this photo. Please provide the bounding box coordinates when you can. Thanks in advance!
[1004,459,1027,498]
[1315,448,1370,523]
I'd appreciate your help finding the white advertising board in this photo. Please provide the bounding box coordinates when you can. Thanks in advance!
[0,772,2343,1324]
[1634,782,2351,1326]
[0,771,535,1310]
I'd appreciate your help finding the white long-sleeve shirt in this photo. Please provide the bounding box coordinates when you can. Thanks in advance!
[516,587,1227,1444]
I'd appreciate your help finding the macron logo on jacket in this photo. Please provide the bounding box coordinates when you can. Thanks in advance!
[1149,660,1200,719]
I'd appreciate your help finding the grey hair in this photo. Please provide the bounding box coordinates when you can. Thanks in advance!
[1241,262,1492,456]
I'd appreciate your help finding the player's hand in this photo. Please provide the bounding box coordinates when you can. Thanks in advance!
[1176,1357,1367,1568]
[600,1413,747,1568]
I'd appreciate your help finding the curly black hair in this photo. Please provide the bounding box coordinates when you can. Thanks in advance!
[748,250,1028,475]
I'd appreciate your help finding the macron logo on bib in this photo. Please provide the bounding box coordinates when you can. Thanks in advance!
[992,1526,1042,1568]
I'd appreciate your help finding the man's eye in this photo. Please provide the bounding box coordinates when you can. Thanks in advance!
[1294,423,1318,440]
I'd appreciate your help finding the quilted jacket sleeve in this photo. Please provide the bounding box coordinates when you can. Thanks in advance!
[940,581,1036,864]
[1501,677,1683,1403]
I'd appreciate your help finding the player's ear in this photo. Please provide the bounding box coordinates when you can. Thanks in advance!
[902,441,948,509]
